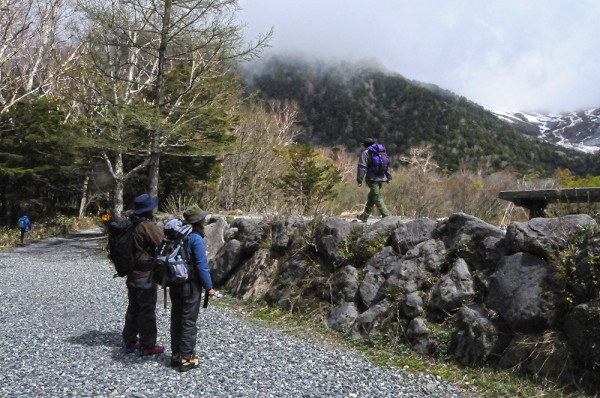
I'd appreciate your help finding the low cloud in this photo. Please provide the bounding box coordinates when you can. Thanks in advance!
[238,0,600,112]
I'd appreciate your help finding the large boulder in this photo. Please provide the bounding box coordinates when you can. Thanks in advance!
[563,300,600,368]
[358,246,398,307]
[486,252,565,333]
[271,216,307,254]
[314,217,355,268]
[210,239,242,286]
[230,217,269,255]
[389,218,437,254]
[449,305,498,366]
[428,258,475,314]
[265,255,311,308]
[329,265,360,304]
[433,212,505,249]
[403,239,447,274]
[359,246,425,307]
[406,317,430,355]
[225,248,279,300]
[400,292,424,319]
[204,217,228,261]
[350,299,393,339]
[504,214,597,259]
[327,302,360,332]
[354,216,400,256]
[433,212,506,271]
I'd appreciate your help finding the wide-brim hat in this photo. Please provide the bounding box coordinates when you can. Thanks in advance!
[130,194,159,214]
[183,205,211,224]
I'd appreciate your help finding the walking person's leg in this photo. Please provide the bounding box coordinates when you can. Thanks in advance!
[372,182,390,217]
[359,181,377,221]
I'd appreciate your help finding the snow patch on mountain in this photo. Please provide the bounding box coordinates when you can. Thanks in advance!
[493,108,600,154]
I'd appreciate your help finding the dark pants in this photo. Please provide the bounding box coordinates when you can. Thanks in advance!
[19,229,26,244]
[122,283,158,348]
[169,282,201,357]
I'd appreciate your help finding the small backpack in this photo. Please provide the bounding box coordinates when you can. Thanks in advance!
[106,219,140,277]
[367,143,390,176]
[154,219,193,288]
[17,217,27,230]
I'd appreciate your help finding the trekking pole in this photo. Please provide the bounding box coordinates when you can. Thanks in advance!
[163,287,168,310]
[203,288,209,308]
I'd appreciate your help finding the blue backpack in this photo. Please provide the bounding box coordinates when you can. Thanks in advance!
[17,217,27,230]
[367,144,390,176]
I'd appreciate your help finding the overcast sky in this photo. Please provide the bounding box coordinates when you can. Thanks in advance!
[237,0,600,113]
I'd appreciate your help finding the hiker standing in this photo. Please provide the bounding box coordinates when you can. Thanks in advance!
[122,194,165,356]
[169,205,215,372]
[357,138,392,221]
[17,215,31,244]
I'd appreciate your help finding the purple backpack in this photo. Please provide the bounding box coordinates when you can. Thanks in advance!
[367,144,390,176]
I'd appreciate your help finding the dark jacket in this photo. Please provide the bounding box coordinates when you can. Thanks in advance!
[357,148,392,183]
[128,216,164,284]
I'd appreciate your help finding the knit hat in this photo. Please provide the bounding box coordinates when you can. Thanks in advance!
[183,205,211,224]
[362,138,376,146]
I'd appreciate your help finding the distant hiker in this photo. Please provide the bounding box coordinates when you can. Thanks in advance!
[357,138,392,221]
[169,205,215,372]
[17,215,31,244]
[122,193,165,356]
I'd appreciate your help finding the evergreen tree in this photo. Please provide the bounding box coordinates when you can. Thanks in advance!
[0,98,85,220]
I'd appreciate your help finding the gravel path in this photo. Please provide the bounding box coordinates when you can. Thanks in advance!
[0,228,477,397]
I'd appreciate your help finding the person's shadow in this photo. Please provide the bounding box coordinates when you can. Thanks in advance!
[66,330,169,366]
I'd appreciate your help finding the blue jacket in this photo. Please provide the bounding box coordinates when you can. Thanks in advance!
[186,232,213,290]
[18,216,31,232]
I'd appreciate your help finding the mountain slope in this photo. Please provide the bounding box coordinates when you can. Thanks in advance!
[494,109,600,154]
[242,56,598,177]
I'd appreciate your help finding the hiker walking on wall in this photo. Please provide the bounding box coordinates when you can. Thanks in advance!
[122,194,165,356]
[357,138,392,221]
[17,215,31,244]
[169,205,215,372]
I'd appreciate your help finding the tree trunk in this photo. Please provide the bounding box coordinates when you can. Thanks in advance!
[112,152,125,217]
[112,177,124,218]
[147,0,172,198]
[78,173,89,219]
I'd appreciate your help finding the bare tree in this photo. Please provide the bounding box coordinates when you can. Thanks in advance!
[76,0,272,215]
[0,0,80,113]
[68,1,159,216]
[218,101,300,212]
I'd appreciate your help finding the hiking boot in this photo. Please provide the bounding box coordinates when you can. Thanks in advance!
[140,345,164,356]
[178,354,199,372]
[357,213,368,222]
[170,354,182,368]
[124,341,142,354]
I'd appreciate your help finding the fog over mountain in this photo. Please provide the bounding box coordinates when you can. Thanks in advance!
[238,0,600,113]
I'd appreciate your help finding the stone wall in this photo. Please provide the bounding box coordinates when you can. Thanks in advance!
[202,212,600,387]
